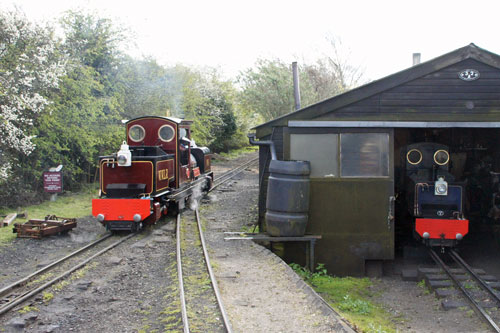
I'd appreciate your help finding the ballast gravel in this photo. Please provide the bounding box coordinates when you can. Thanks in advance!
[1,152,500,332]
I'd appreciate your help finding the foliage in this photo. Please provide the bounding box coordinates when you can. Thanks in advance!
[2,10,126,199]
[169,66,241,152]
[18,305,38,314]
[290,263,395,332]
[0,9,364,209]
[43,292,54,303]
[238,39,365,122]
[0,10,65,180]
[118,56,174,119]
[238,59,307,121]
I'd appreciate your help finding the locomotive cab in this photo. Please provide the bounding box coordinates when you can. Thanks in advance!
[92,116,213,232]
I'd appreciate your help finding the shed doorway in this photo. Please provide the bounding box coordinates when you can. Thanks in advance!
[394,127,500,251]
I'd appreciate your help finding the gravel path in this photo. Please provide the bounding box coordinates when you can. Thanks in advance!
[1,152,500,332]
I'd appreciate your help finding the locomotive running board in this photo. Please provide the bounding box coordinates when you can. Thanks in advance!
[166,173,213,202]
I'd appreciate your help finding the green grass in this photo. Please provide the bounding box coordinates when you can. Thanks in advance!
[215,146,258,161]
[417,279,431,294]
[0,186,98,246]
[291,263,396,333]
[18,305,38,314]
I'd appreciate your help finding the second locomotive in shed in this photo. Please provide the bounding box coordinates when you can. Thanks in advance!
[403,142,469,247]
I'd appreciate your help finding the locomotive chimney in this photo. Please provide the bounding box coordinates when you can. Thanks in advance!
[413,53,421,66]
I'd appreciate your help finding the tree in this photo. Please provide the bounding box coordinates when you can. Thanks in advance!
[25,11,127,190]
[0,10,65,180]
[175,66,239,152]
[238,40,365,122]
[307,36,364,98]
[118,56,175,119]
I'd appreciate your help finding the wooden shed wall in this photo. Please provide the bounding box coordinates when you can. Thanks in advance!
[316,59,500,122]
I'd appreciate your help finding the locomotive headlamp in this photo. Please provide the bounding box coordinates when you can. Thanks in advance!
[96,214,105,222]
[407,149,423,165]
[434,150,449,166]
[434,177,448,196]
[133,214,142,222]
[117,141,132,167]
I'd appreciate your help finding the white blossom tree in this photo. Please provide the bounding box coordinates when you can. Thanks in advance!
[0,10,65,179]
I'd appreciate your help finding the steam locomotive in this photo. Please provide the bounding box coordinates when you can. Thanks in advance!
[92,116,213,231]
[404,142,469,247]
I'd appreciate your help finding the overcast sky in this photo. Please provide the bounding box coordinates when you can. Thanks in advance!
[3,0,500,81]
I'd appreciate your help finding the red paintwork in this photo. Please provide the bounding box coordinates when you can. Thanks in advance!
[92,198,151,223]
[101,161,153,195]
[193,167,200,178]
[415,218,469,239]
[127,118,177,154]
[143,202,161,225]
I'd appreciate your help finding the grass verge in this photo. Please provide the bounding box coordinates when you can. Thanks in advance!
[214,146,258,162]
[291,263,396,333]
[0,186,98,247]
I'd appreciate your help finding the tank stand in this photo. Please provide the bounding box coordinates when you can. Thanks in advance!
[224,232,321,272]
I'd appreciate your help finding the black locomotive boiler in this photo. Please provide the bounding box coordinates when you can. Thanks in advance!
[404,142,469,247]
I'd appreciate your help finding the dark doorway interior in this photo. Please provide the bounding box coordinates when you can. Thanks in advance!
[394,128,500,253]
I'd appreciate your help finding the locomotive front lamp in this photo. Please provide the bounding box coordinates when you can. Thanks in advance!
[96,214,105,222]
[435,177,448,196]
[117,141,132,167]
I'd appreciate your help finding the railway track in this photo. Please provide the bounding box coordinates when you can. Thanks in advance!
[428,248,500,332]
[176,209,232,333]
[0,154,256,330]
[210,156,258,192]
[173,156,257,332]
[0,233,135,317]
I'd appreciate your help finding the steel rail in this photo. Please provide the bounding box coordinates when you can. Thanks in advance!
[450,249,500,306]
[176,213,190,333]
[428,248,500,333]
[0,233,112,298]
[212,157,258,183]
[195,208,233,333]
[209,157,259,193]
[0,233,135,316]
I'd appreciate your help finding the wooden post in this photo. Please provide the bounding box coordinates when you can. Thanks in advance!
[2,213,17,227]
[292,61,301,111]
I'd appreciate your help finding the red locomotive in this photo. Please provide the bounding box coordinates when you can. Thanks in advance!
[92,116,213,231]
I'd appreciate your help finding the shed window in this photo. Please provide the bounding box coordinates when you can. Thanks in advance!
[340,133,389,177]
[290,134,338,178]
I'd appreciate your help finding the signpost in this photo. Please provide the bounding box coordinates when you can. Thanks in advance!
[43,165,63,201]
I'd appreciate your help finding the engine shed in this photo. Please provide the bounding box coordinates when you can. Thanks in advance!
[253,44,500,276]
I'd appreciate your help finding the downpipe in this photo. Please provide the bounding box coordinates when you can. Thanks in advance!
[248,133,277,161]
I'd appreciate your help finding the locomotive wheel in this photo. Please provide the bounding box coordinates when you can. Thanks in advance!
[167,201,180,216]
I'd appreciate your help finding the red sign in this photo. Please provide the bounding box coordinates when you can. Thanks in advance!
[43,171,63,193]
